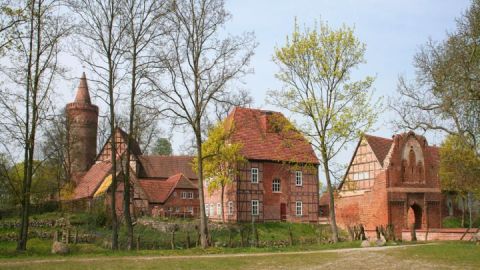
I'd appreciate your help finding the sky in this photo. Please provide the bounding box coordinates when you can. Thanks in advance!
[63,0,472,169]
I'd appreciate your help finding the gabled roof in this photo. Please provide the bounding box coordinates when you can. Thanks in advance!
[96,127,142,161]
[137,155,197,179]
[226,107,319,164]
[74,161,112,199]
[364,134,393,166]
[137,173,196,203]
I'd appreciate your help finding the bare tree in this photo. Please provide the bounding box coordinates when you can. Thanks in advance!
[394,0,480,156]
[150,0,256,248]
[0,0,70,251]
[69,0,127,250]
[0,1,25,54]
[120,0,167,250]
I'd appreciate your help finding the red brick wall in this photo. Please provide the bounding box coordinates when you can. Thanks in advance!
[204,160,319,223]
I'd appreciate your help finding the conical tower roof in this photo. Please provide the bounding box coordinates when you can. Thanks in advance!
[74,72,91,104]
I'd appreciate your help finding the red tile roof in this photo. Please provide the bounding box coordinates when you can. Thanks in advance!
[74,161,112,199]
[364,134,393,166]
[138,155,197,179]
[137,173,196,203]
[227,107,319,164]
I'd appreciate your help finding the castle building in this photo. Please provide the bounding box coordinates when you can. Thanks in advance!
[204,107,320,223]
[66,74,321,222]
[66,72,98,184]
[330,132,443,238]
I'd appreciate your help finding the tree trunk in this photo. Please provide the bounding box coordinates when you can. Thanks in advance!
[123,50,137,251]
[109,66,118,250]
[321,150,339,243]
[195,129,209,248]
[462,196,466,228]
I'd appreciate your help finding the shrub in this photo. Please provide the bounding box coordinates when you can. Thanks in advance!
[442,216,462,228]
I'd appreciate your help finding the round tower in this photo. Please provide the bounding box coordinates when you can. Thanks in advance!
[66,72,98,183]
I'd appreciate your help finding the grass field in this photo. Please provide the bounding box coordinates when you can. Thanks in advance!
[0,242,479,270]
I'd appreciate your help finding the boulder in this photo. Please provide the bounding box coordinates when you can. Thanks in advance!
[51,241,69,255]
[375,238,386,247]
[360,240,370,248]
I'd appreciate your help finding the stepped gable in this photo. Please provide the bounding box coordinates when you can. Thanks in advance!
[364,134,393,167]
[74,161,112,199]
[226,107,319,164]
[138,156,197,179]
[138,173,196,203]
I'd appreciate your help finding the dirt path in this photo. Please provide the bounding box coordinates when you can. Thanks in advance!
[0,244,434,267]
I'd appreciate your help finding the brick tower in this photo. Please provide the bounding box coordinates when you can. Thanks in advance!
[66,73,98,184]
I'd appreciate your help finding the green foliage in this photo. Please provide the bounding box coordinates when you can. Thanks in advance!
[442,216,463,228]
[194,120,245,195]
[439,134,480,196]
[268,18,380,167]
[151,138,173,155]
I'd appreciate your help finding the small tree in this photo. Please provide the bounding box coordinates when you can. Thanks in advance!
[151,138,173,156]
[268,20,379,242]
[194,120,245,223]
[439,134,480,227]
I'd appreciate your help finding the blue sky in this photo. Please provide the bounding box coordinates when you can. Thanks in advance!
[223,0,471,144]
[63,0,471,165]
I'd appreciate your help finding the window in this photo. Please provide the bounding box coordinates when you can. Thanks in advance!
[296,201,303,216]
[251,200,259,216]
[295,171,303,186]
[209,203,214,217]
[168,207,173,212]
[175,207,180,213]
[187,206,194,214]
[173,191,177,197]
[251,168,259,183]
[272,179,281,192]
[205,204,209,217]
[217,203,222,216]
[181,192,187,199]
[188,192,194,199]
[228,201,234,215]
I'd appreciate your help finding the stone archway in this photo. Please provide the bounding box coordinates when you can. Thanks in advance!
[407,203,422,229]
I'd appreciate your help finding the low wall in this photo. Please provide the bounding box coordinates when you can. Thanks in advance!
[402,228,479,241]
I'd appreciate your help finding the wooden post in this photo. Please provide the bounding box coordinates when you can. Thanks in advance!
[74,229,78,244]
[136,235,140,251]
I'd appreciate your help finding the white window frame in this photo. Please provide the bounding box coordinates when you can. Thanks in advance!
[251,200,259,216]
[209,203,214,217]
[295,171,303,186]
[181,191,187,199]
[228,201,234,215]
[188,192,194,199]
[272,179,281,192]
[205,204,209,217]
[217,203,222,216]
[251,168,259,183]
[187,206,194,214]
[296,201,303,216]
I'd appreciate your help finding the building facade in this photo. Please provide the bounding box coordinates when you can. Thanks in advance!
[331,132,443,238]
[204,107,320,223]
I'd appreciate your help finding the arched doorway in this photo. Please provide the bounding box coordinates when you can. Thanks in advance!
[407,203,422,229]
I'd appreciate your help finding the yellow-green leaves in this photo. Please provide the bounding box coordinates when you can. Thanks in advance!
[193,120,245,194]
[439,134,480,196]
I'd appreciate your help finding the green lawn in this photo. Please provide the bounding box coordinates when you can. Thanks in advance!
[1,242,479,270]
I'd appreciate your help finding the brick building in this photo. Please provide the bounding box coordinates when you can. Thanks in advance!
[68,74,199,217]
[330,132,443,238]
[67,74,320,222]
[204,107,320,223]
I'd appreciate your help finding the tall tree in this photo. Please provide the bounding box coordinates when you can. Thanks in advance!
[150,0,256,248]
[69,0,127,250]
[120,0,166,250]
[268,21,379,242]
[439,134,480,227]
[0,0,70,251]
[394,0,480,156]
[193,120,245,223]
